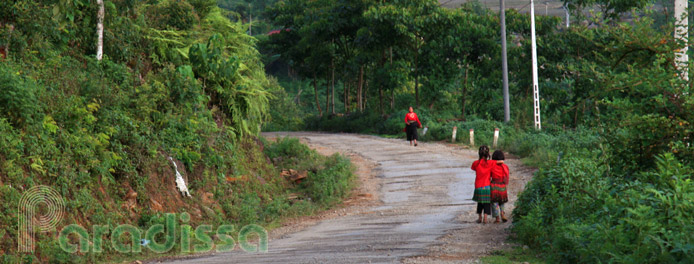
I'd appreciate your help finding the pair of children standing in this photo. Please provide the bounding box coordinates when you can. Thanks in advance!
[471,145,510,224]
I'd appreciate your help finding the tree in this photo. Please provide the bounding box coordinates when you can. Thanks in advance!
[363,0,446,109]
[561,0,653,20]
[96,0,104,61]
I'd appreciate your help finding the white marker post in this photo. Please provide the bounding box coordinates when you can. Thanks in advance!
[452,126,457,143]
[469,129,475,147]
[493,128,500,148]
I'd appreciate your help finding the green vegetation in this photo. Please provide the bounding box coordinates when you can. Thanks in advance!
[480,247,546,264]
[260,0,694,263]
[264,137,354,206]
[0,0,353,263]
[2,0,693,262]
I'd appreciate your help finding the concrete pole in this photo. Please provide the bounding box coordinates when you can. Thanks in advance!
[500,0,510,122]
[675,0,688,81]
[469,129,475,147]
[531,0,541,130]
[493,128,500,148]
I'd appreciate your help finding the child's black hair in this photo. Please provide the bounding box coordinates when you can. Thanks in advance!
[478,145,490,160]
[492,150,505,161]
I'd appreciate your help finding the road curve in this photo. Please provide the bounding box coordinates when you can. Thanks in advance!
[165,132,518,264]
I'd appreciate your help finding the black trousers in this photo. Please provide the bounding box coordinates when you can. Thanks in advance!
[406,123,418,141]
[476,203,491,215]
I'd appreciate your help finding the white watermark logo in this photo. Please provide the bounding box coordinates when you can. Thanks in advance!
[18,185,65,252]
[18,185,268,254]
[58,213,268,254]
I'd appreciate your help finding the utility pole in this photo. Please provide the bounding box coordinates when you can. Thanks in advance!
[500,0,510,122]
[530,0,541,130]
[675,0,688,81]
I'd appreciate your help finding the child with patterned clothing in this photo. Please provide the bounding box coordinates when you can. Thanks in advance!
[470,146,503,224]
[490,150,510,223]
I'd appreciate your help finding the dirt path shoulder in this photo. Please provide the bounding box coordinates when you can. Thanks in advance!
[163,132,535,264]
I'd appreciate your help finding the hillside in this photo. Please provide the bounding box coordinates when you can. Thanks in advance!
[0,1,353,263]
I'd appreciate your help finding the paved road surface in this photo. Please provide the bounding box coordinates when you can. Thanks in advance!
[164,133,522,264]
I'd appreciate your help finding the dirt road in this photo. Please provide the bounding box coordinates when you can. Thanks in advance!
[165,133,534,264]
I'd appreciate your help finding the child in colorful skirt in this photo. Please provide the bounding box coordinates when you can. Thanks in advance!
[471,145,503,224]
[490,150,510,223]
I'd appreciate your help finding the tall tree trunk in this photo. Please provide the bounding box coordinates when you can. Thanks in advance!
[414,50,419,108]
[313,75,322,116]
[96,0,105,61]
[390,88,394,110]
[461,67,469,121]
[379,85,384,115]
[389,46,393,63]
[294,89,302,105]
[379,50,386,115]
[331,59,335,114]
[2,24,13,59]
[326,71,330,115]
[364,79,369,110]
[358,65,364,111]
[389,47,394,110]
[344,80,350,113]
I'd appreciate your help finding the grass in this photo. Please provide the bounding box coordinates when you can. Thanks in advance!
[480,246,546,264]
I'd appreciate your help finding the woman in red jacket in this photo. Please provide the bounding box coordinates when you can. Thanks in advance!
[490,150,510,223]
[405,106,422,147]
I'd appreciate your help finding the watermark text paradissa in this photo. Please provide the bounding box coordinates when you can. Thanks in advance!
[19,186,268,254]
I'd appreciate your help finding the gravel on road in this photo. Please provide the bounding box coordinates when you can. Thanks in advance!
[160,132,535,264]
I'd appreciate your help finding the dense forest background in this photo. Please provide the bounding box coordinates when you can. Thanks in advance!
[0,0,693,263]
[258,0,694,262]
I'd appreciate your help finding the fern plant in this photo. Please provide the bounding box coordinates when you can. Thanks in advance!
[189,33,270,139]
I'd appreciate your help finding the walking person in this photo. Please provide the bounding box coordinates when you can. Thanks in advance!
[490,150,510,223]
[404,106,422,147]
[471,146,492,223]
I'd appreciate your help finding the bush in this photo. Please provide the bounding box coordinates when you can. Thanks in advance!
[0,66,43,126]
[264,137,355,206]
[513,151,694,263]
[302,154,354,205]
[263,78,305,131]
[263,137,314,169]
[165,0,196,30]
[0,2,339,262]
[304,111,384,134]
[147,0,197,30]
[189,0,217,18]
